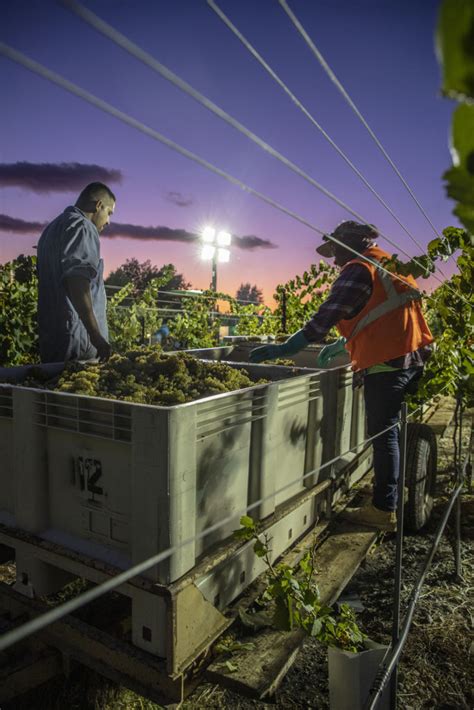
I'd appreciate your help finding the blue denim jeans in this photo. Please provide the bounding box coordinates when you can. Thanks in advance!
[363,367,422,512]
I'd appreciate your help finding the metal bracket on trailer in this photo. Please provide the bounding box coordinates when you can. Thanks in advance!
[0,581,184,707]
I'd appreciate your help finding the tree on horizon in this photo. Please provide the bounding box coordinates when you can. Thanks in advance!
[106,257,190,294]
[236,282,263,304]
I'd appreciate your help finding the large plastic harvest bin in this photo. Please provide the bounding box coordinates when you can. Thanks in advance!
[185,344,365,472]
[0,362,72,525]
[0,388,14,522]
[0,362,336,585]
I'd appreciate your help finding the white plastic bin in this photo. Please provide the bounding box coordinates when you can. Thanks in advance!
[1,363,336,584]
[0,387,14,523]
[186,345,362,474]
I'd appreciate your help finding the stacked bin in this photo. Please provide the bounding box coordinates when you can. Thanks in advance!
[186,342,364,475]
[0,363,337,586]
[0,355,369,667]
[0,388,14,525]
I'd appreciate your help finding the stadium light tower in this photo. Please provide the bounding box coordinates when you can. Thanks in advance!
[201,226,231,292]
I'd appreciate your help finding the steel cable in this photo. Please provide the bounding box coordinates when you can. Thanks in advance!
[0,40,440,300]
[0,13,463,656]
[105,284,271,307]
[207,0,447,280]
[59,0,450,291]
[108,304,280,319]
[364,474,466,710]
[278,0,458,274]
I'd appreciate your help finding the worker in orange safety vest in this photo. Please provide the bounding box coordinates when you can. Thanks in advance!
[251,221,434,531]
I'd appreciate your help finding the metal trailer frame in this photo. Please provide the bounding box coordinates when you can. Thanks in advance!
[0,444,374,707]
[0,355,454,707]
[0,395,459,708]
[0,357,366,666]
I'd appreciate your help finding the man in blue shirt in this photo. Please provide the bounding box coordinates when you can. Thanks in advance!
[37,182,115,363]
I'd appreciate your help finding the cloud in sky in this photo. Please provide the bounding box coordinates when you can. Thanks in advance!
[0,214,277,250]
[105,223,196,243]
[235,234,277,250]
[0,214,45,233]
[166,190,193,207]
[0,162,122,193]
[105,223,276,250]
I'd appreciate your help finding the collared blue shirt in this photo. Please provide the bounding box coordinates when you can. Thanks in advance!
[37,206,108,362]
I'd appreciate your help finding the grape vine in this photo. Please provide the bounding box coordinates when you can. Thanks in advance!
[381,227,473,406]
[0,255,39,366]
[235,515,366,652]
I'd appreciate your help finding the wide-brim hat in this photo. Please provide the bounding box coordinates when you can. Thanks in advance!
[316,220,378,257]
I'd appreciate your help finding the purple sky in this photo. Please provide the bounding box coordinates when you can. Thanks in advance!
[0,0,458,304]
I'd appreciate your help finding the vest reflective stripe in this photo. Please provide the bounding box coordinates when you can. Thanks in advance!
[347,271,421,341]
[336,245,434,371]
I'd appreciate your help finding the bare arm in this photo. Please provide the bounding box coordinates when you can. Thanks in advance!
[64,276,111,360]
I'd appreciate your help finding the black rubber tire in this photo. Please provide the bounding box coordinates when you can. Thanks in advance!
[404,423,437,532]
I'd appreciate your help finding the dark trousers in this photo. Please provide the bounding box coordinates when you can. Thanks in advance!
[363,368,422,512]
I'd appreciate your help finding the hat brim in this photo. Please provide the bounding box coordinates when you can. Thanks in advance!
[316,240,336,257]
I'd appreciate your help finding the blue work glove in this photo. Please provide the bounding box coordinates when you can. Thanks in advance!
[250,330,308,363]
[316,337,347,368]
[153,324,170,344]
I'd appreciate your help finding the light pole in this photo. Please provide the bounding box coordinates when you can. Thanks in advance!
[201,226,231,292]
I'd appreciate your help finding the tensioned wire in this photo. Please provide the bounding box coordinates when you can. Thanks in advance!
[104,284,277,307]
[0,41,434,300]
[0,376,450,653]
[278,0,459,273]
[107,297,278,313]
[0,41,463,311]
[1,41,465,317]
[108,304,280,320]
[106,297,274,310]
[206,0,447,280]
[59,0,450,292]
[0,41,458,651]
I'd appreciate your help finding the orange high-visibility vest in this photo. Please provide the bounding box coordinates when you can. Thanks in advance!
[337,245,434,371]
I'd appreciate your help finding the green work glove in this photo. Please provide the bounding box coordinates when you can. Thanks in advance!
[316,337,347,368]
[250,330,309,363]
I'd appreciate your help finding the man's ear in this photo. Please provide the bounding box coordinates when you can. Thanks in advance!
[94,199,103,213]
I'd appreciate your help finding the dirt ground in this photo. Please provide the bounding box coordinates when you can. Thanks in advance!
[1,408,473,710]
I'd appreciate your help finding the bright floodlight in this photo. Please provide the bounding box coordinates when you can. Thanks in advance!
[217,230,231,247]
[217,248,230,263]
[202,226,216,243]
[201,244,216,261]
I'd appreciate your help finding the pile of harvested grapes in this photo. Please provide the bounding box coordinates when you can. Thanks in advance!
[43,347,267,406]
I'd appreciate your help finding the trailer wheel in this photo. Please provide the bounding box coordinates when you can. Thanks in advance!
[404,423,437,532]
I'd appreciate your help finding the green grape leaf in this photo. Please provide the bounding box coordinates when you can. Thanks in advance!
[443,105,474,231]
[451,103,474,171]
[453,201,474,233]
[239,515,254,529]
[436,0,474,102]
[253,539,267,557]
